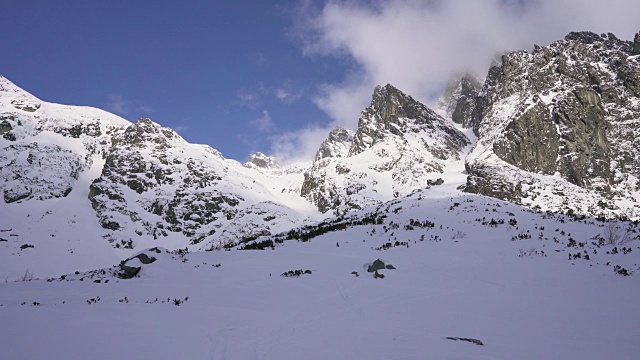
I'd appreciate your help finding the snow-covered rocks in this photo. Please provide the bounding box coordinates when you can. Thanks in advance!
[464,31,640,220]
[302,84,469,214]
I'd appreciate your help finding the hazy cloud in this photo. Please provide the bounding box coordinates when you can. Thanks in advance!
[250,110,276,133]
[106,94,131,115]
[237,88,262,108]
[138,105,154,114]
[238,82,304,108]
[270,124,329,164]
[106,93,153,117]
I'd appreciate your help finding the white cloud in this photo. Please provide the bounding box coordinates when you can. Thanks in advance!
[270,125,329,164]
[294,0,640,131]
[275,87,303,104]
[250,110,276,133]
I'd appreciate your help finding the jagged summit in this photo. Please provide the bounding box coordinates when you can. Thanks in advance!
[350,83,468,156]
[564,31,634,52]
[302,84,470,214]
[244,152,279,169]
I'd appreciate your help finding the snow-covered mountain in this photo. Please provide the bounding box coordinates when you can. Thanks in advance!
[88,118,314,252]
[2,30,640,281]
[2,29,640,360]
[0,76,317,277]
[301,84,470,215]
[462,31,640,220]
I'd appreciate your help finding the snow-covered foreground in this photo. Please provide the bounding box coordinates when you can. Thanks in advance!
[1,192,639,360]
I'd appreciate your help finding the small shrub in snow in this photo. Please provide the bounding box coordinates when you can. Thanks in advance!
[602,223,633,246]
[16,269,35,282]
[281,269,312,277]
[518,248,546,258]
[613,265,631,276]
[445,337,484,346]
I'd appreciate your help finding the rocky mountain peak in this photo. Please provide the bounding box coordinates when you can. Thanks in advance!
[634,31,640,55]
[368,83,424,124]
[465,29,640,220]
[350,83,459,156]
[313,126,354,162]
[245,152,279,169]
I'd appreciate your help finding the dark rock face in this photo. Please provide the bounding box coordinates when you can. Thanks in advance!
[437,73,483,127]
[0,120,11,134]
[465,31,640,219]
[350,84,469,157]
[634,32,640,55]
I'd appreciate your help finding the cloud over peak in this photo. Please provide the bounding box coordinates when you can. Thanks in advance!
[295,0,640,129]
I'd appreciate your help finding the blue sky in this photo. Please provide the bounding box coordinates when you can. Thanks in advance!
[2,0,639,162]
[0,1,345,161]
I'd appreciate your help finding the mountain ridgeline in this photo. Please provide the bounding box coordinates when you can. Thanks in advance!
[1,29,639,255]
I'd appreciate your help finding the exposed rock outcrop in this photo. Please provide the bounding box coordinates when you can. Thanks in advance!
[436,72,483,127]
[465,31,640,219]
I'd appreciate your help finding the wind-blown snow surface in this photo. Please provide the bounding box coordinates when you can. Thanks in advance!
[2,178,639,359]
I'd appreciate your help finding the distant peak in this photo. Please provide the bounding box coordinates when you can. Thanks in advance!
[245,152,279,169]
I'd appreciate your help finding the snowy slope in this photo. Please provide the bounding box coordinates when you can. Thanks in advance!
[88,118,318,252]
[1,184,638,360]
[0,75,131,278]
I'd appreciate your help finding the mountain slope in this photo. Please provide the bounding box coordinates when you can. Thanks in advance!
[89,119,316,251]
[2,183,638,360]
[0,76,318,278]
